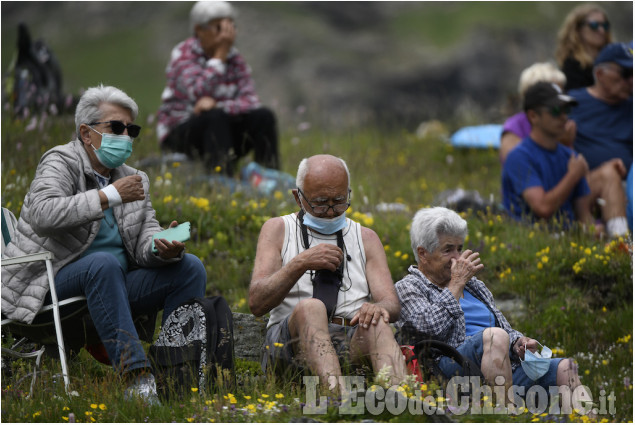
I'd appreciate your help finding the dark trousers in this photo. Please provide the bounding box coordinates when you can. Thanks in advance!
[162,107,279,176]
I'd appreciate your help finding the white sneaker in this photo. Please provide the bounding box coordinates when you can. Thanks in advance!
[124,373,161,406]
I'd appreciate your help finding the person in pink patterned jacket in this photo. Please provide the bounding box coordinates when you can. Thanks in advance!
[157,1,279,176]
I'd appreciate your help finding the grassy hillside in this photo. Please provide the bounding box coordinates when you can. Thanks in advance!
[1,111,632,422]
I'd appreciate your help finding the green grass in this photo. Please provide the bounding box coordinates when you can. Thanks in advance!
[1,111,632,422]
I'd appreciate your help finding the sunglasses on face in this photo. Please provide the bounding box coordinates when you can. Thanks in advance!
[89,120,141,138]
[585,20,610,31]
[620,67,633,80]
[548,105,572,117]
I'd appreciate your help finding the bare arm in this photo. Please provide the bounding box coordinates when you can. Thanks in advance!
[248,216,344,317]
[350,227,400,328]
[499,132,521,164]
[522,153,588,219]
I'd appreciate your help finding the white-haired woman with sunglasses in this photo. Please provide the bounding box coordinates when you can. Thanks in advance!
[556,3,613,91]
[2,84,207,405]
[156,0,279,176]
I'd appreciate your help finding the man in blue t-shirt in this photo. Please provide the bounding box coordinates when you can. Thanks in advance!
[567,42,632,237]
[502,82,594,229]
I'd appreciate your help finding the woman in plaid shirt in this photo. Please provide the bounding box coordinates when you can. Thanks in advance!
[395,207,592,409]
[157,1,279,176]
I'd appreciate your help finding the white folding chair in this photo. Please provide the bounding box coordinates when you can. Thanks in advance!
[1,207,86,395]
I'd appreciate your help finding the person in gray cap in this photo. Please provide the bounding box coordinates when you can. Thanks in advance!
[502,82,595,231]
[567,42,632,238]
[156,1,279,176]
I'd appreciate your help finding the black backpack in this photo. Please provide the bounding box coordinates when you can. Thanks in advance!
[148,296,235,400]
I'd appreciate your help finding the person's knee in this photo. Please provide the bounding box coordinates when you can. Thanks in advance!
[353,319,396,350]
[252,107,276,124]
[291,298,328,326]
[482,327,509,353]
[593,162,622,186]
[179,254,207,294]
[556,358,579,387]
[84,252,124,275]
[200,108,229,122]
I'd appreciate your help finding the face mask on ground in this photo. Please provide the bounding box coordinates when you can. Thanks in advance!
[90,130,133,169]
[302,210,347,235]
[520,342,552,381]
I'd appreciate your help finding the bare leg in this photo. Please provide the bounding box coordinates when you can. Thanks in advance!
[588,163,627,222]
[480,327,513,400]
[556,358,593,416]
[349,320,409,386]
[288,299,344,392]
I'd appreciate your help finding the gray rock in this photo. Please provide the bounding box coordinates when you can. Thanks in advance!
[232,312,268,362]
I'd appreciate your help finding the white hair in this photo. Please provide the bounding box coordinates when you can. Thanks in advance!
[190,1,236,34]
[74,84,138,140]
[296,155,350,191]
[518,62,567,99]
[410,207,468,258]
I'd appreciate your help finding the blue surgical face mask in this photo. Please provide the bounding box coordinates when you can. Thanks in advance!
[302,209,347,235]
[89,128,133,169]
[521,342,552,381]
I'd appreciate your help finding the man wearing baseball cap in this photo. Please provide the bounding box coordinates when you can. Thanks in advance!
[502,82,595,231]
[567,42,632,237]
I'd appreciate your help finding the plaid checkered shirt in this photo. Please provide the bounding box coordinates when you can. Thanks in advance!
[156,37,261,143]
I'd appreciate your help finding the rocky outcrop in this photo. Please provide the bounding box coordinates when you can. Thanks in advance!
[232,312,268,362]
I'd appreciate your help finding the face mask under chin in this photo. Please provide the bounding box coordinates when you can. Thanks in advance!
[302,209,347,235]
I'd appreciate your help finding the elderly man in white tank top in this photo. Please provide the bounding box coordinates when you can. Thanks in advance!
[249,154,408,393]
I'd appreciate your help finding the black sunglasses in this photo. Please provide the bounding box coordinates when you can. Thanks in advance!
[89,120,141,138]
[620,67,633,80]
[585,20,610,31]
[548,104,572,117]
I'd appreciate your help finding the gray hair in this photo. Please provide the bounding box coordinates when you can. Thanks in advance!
[296,155,350,191]
[74,84,138,139]
[190,1,236,34]
[410,207,468,258]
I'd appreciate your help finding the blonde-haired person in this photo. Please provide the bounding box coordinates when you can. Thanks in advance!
[500,62,576,164]
[555,3,612,91]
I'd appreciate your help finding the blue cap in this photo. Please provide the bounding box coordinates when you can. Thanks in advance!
[595,42,633,68]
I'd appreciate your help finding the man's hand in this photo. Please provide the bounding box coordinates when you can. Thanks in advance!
[298,243,343,273]
[112,175,144,203]
[567,152,589,181]
[194,96,216,115]
[606,158,628,179]
[448,249,484,298]
[560,119,577,148]
[154,220,185,259]
[350,302,390,329]
[212,18,236,61]
[514,336,540,360]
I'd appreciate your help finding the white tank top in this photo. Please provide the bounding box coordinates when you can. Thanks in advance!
[267,213,371,328]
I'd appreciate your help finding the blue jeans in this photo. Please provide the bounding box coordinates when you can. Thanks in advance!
[54,252,206,373]
[438,330,563,394]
